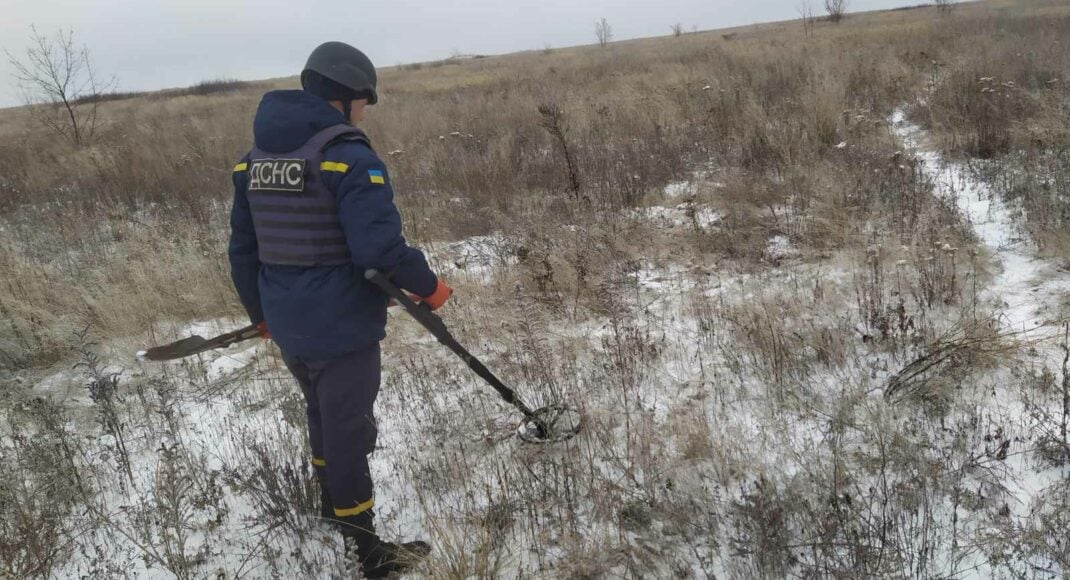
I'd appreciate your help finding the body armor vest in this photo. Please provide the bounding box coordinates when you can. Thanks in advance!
[245,125,370,267]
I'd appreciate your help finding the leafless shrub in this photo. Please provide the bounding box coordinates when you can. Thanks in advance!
[966,151,1070,250]
[884,320,1012,402]
[825,0,849,23]
[855,245,916,345]
[670,23,684,38]
[1021,324,1070,467]
[977,477,1070,574]
[935,0,955,16]
[141,444,225,579]
[183,78,252,96]
[5,26,114,146]
[224,442,319,533]
[729,476,798,576]
[797,0,818,37]
[537,103,582,199]
[1061,325,1070,454]
[0,433,77,578]
[595,18,613,47]
[73,325,133,485]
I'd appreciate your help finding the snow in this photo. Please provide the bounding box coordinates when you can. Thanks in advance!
[8,113,1070,578]
[662,180,694,198]
[764,235,799,263]
[424,233,514,281]
[204,344,261,382]
[891,109,1067,340]
[891,108,1070,534]
[633,203,721,228]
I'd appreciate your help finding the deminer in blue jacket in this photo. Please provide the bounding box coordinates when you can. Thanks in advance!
[228,41,451,577]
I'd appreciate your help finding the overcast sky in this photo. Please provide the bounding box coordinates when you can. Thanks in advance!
[1,0,929,108]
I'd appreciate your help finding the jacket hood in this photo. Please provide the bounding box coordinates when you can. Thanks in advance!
[253,90,347,153]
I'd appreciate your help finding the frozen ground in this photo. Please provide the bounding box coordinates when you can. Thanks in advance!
[892,109,1070,539]
[891,110,1068,341]
[4,113,1069,578]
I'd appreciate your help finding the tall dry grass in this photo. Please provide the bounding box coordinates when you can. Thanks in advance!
[0,0,1029,369]
[2,0,1070,577]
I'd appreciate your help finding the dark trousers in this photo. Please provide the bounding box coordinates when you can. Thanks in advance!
[282,342,381,531]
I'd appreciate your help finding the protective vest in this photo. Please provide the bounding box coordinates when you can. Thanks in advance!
[241,125,370,267]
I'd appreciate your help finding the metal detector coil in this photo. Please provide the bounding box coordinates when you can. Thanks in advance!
[517,404,584,444]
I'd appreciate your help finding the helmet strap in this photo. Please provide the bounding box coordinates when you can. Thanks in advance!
[343,100,353,126]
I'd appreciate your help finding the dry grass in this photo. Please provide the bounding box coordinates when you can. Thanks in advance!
[2,0,1070,577]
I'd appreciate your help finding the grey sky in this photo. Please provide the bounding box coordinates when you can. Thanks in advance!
[1,0,928,108]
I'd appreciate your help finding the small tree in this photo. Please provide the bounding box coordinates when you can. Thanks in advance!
[595,18,613,48]
[537,103,581,198]
[797,0,817,37]
[935,0,955,16]
[671,23,684,38]
[5,27,114,146]
[824,0,849,23]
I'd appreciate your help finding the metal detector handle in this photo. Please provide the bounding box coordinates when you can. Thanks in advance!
[364,269,452,341]
[364,269,538,419]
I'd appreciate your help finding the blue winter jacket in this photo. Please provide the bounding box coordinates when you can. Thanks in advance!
[229,90,437,359]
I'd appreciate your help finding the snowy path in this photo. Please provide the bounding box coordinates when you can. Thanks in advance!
[891,110,1068,342]
[892,109,1070,538]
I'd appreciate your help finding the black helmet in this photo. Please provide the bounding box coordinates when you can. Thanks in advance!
[302,42,378,105]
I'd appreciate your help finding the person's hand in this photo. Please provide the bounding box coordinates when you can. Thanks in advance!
[420,279,453,311]
[256,321,271,339]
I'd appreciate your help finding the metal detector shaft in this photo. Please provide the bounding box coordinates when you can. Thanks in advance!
[365,269,539,420]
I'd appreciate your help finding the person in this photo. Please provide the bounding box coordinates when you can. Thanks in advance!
[228,41,451,577]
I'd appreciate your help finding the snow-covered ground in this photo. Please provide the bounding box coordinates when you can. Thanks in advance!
[892,109,1070,572]
[5,111,1069,578]
[892,110,1069,342]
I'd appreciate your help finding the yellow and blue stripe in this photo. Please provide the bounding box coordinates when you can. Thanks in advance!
[368,169,385,185]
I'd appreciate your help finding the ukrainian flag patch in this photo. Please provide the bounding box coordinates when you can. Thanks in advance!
[368,169,385,185]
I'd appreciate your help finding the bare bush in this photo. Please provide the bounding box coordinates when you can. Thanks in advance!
[825,0,849,23]
[935,0,955,16]
[5,26,114,146]
[537,103,581,200]
[0,437,74,578]
[798,0,818,37]
[595,18,613,47]
[670,23,684,38]
[73,325,133,485]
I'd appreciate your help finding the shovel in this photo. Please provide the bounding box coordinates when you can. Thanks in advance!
[137,324,262,361]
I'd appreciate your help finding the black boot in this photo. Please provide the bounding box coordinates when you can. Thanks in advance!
[340,512,429,578]
[354,540,431,579]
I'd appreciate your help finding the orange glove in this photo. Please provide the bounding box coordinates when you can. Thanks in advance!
[420,279,453,311]
[256,321,271,339]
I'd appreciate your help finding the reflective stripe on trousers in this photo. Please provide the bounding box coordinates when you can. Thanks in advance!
[282,342,380,521]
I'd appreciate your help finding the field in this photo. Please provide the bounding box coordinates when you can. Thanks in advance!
[2,0,1070,577]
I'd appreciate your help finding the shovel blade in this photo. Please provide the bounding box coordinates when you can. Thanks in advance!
[138,323,260,362]
[139,336,212,361]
